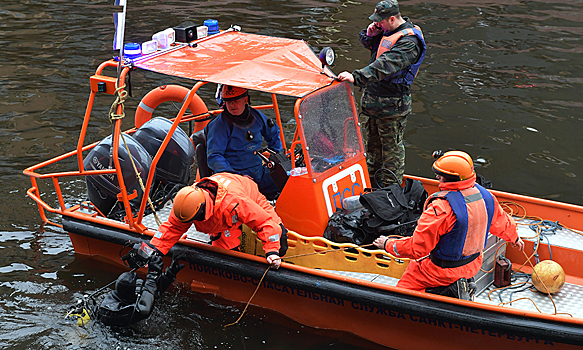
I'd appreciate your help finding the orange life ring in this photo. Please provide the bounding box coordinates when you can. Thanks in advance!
[135,85,209,132]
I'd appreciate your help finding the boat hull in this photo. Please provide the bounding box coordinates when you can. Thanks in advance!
[64,216,583,350]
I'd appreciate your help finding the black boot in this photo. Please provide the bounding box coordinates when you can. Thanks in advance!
[467,277,476,300]
[426,277,476,301]
[455,278,472,301]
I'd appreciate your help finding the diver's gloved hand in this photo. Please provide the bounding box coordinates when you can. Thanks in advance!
[157,254,186,294]
[166,254,186,278]
[143,253,164,295]
[122,242,160,269]
[147,253,164,279]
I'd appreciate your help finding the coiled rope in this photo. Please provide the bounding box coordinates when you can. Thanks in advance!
[108,83,128,122]
[486,201,579,317]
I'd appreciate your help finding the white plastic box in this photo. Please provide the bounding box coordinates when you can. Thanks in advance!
[141,40,158,55]
[152,28,175,50]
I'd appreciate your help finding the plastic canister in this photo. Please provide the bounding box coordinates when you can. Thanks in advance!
[123,43,141,59]
[152,28,176,49]
[141,40,158,55]
[342,195,363,210]
[204,19,219,35]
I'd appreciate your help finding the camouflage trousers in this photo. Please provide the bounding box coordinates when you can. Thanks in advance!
[360,91,411,187]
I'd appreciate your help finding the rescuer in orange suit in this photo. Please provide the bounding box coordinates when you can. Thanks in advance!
[373,150,525,295]
[149,172,288,269]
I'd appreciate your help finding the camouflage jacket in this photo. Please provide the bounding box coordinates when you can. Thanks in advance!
[352,18,422,98]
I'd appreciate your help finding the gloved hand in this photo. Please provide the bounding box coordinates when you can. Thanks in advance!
[122,242,158,269]
[166,254,186,278]
[142,253,164,295]
[157,254,186,294]
[147,253,164,279]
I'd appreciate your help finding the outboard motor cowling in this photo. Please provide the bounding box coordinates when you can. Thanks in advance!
[84,134,153,219]
[133,117,195,186]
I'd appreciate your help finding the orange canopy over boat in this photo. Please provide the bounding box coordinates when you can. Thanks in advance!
[134,30,335,97]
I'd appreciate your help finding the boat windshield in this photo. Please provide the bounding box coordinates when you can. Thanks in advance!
[299,82,362,175]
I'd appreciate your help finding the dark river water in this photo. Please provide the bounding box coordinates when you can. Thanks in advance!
[1,0,582,349]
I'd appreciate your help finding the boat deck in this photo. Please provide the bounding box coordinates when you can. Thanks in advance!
[142,204,583,320]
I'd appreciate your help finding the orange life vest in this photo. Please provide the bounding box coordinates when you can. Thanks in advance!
[427,184,495,264]
[376,25,424,59]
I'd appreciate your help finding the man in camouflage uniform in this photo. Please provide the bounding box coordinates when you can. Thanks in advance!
[338,0,426,187]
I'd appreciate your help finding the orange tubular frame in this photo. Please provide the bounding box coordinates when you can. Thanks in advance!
[24,72,293,234]
[23,63,210,234]
[24,60,130,228]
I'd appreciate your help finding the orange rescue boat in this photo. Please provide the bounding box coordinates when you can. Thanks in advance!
[24,27,583,349]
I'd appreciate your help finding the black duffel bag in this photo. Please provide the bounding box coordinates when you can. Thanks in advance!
[323,178,427,245]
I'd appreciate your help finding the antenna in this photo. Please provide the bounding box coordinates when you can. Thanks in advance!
[112,0,128,85]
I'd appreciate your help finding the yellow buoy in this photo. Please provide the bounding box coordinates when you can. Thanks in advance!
[531,260,565,294]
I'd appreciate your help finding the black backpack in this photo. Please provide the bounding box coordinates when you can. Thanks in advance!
[323,178,428,245]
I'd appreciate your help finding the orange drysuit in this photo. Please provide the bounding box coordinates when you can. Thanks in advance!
[150,173,284,256]
[382,175,519,291]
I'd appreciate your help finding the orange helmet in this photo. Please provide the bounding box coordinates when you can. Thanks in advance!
[221,85,248,101]
[432,150,475,181]
[172,186,206,222]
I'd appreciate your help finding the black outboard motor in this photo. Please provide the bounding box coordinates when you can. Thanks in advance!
[133,117,195,208]
[84,134,153,219]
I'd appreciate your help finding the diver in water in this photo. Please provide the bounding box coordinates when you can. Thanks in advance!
[97,254,185,327]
